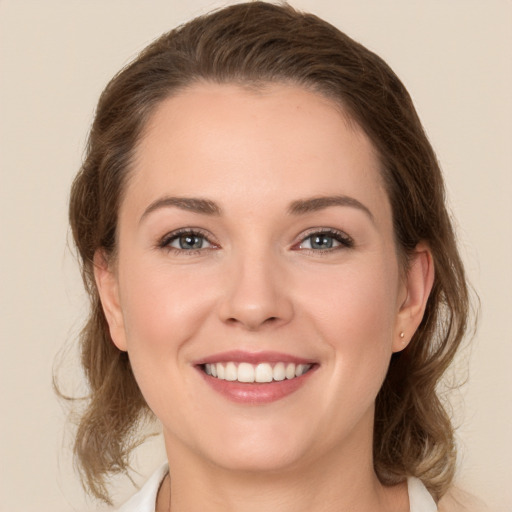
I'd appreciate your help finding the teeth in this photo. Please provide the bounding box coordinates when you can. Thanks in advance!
[203,362,312,383]
[285,362,296,379]
[295,364,308,377]
[225,362,237,381]
[255,363,273,383]
[273,362,286,381]
[237,362,254,383]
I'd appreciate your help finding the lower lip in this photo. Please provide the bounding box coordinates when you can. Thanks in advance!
[197,366,316,404]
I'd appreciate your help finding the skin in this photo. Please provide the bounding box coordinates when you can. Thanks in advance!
[95,82,434,512]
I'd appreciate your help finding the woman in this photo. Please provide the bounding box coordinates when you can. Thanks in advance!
[68,2,470,510]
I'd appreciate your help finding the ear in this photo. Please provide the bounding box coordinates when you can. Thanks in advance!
[393,243,434,353]
[93,250,127,352]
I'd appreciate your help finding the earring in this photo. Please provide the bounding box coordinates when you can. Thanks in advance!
[399,331,405,339]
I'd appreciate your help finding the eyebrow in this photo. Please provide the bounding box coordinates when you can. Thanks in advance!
[288,195,374,222]
[140,196,221,223]
[139,194,374,224]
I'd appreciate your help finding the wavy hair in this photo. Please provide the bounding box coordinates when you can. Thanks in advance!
[67,1,471,504]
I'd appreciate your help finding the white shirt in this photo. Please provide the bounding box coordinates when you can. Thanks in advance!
[117,463,437,512]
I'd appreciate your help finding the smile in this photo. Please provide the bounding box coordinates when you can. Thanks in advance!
[195,351,317,404]
[203,362,312,383]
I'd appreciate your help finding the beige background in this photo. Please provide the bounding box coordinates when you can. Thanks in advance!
[1,1,511,511]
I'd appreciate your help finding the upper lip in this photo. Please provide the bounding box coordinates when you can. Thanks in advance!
[192,350,316,366]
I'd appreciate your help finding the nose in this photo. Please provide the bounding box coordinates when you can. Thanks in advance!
[218,249,294,331]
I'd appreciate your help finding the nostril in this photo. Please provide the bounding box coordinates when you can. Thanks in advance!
[259,316,280,328]
[225,315,279,330]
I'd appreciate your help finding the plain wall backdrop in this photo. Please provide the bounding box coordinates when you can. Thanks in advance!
[1,1,511,510]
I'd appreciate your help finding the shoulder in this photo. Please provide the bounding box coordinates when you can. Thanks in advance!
[116,463,169,512]
[437,486,490,512]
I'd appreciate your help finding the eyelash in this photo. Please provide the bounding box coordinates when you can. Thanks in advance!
[294,228,354,253]
[157,227,354,255]
[158,228,217,255]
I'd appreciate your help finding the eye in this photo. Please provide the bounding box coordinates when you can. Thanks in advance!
[171,233,210,250]
[297,229,353,251]
[159,229,215,253]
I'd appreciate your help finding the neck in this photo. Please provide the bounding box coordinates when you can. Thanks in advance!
[160,424,409,512]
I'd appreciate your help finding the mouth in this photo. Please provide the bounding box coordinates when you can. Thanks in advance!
[194,351,318,404]
[202,361,313,383]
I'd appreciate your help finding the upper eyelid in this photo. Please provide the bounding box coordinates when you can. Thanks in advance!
[296,227,353,242]
[157,226,353,248]
[159,227,217,247]
[294,229,354,252]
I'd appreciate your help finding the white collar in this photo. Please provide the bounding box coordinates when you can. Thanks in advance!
[118,464,437,511]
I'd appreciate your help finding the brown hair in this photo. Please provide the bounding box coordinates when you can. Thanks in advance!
[68,1,471,504]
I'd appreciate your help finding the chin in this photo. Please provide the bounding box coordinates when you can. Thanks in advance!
[206,439,310,474]
[167,414,319,475]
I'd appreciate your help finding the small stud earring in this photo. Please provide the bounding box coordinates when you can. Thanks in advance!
[399,332,405,339]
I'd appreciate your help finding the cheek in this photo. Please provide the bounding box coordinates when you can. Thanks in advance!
[118,259,218,358]
[301,259,399,333]
[296,257,400,382]
[116,259,220,420]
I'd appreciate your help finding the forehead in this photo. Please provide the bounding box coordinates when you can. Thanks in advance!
[125,82,389,221]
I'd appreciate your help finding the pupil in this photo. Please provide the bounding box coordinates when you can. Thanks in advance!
[312,235,333,249]
[180,234,202,249]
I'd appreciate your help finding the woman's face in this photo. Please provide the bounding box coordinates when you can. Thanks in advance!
[96,82,431,474]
